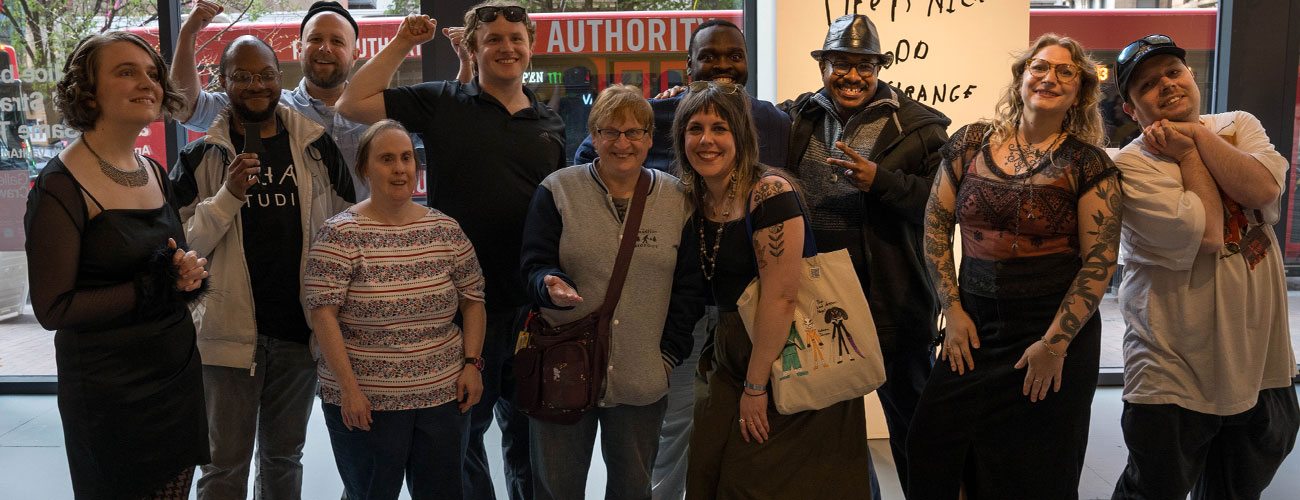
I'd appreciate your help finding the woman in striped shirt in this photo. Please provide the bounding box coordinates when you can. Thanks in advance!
[305,119,486,500]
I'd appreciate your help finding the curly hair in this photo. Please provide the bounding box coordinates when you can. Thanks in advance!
[462,1,536,57]
[354,119,412,186]
[671,82,763,211]
[55,31,184,132]
[988,33,1105,148]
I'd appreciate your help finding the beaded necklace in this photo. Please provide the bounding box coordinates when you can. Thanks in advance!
[698,171,738,280]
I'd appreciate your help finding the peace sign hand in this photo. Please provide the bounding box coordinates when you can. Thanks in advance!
[826,141,878,192]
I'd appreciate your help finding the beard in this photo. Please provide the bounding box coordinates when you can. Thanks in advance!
[231,98,277,125]
[303,59,349,89]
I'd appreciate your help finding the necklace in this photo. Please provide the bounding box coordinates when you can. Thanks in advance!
[698,171,738,280]
[83,135,148,188]
[1007,127,1066,254]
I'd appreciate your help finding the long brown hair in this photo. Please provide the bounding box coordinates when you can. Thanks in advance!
[989,33,1105,147]
[671,82,763,211]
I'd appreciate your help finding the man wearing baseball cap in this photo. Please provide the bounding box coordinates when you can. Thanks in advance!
[780,13,950,495]
[1110,34,1299,499]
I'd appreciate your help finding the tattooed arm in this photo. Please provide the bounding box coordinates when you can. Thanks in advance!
[1013,173,1123,402]
[739,175,803,445]
[924,160,980,374]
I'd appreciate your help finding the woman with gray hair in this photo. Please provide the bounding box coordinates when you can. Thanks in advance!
[519,84,704,499]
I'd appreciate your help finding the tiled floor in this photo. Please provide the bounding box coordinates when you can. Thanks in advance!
[3,387,1299,499]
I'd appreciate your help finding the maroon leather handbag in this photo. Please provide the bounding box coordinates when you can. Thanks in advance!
[514,170,650,425]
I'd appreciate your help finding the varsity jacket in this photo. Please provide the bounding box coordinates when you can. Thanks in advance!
[169,104,355,370]
[520,164,705,406]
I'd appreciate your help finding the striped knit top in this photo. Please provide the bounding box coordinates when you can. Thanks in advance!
[305,207,485,411]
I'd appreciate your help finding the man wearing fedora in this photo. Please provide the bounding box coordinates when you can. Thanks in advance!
[1109,34,1299,499]
[780,14,950,495]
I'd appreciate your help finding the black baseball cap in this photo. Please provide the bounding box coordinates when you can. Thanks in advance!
[1115,34,1186,103]
[301,1,359,39]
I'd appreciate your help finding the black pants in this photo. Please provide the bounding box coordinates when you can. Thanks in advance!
[1112,386,1300,500]
[875,339,934,497]
[464,306,533,500]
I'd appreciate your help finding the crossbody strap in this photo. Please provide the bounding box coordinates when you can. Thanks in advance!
[598,168,652,316]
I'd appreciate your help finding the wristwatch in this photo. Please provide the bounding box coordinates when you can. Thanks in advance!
[464,357,484,372]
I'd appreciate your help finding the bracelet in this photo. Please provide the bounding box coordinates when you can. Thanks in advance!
[743,389,768,397]
[1040,338,1066,358]
[742,380,769,392]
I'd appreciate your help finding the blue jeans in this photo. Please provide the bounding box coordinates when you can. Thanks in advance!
[324,400,470,500]
[531,397,669,500]
[197,335,317,500]
[465,306,533,500]
[651,308,716,500]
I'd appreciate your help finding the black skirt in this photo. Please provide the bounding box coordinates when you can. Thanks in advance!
[906,290,1100,499]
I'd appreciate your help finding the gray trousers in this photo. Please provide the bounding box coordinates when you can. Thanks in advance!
[651,307,717,500]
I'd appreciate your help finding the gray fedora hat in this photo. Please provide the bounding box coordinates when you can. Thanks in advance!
[810,14,884,60]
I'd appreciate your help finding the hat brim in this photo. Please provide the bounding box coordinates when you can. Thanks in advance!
[1117,45,1187,101]
[811,48,885,60]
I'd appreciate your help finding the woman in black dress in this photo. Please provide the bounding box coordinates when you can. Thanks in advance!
[25,32,210,499]
[679,81,872,499]
[909,34,1121,498]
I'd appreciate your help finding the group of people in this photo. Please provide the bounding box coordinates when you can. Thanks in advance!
[20,0,1297,499]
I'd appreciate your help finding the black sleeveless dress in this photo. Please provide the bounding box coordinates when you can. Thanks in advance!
[24,157,209,499]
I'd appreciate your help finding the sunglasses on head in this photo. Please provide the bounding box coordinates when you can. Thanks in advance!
[475,6,527,23]
[688,80,743,95]
[1117,34,1174,66]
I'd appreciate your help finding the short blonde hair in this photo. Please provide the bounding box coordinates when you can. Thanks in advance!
[462,1,536,56]
[587,85,653,137]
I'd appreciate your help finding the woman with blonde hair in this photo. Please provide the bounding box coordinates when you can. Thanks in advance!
[908,33,1121,498]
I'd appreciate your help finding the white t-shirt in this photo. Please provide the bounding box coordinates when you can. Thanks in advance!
[1116,110,1296,416]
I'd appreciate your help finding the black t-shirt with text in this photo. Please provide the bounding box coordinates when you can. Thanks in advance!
[232,124,311,344]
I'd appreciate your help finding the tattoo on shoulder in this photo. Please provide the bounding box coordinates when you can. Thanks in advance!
[752,179,789,206]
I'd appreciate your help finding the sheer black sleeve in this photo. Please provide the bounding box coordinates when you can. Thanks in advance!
[939,123,988,186]
[24,164,138,331]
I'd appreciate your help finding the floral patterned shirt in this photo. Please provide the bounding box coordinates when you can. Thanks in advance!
[305,208,485,410]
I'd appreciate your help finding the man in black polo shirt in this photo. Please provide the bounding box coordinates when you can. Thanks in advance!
[337,3,563,499]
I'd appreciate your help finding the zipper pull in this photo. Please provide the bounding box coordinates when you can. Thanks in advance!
[249,362,257,377]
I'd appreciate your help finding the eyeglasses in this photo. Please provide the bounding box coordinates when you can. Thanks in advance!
[1117,34,1175,67]
[1025,58,1081,83]
[595,128,649,141]
[824,59,880,77]
[227,70,282,87]
[475,6,528,23]
[687,80,742,95]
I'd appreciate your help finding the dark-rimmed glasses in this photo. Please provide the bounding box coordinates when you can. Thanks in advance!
[227,70,282,87]
[1117,34,1175,66]
[1025,58,1081,83]
[595,128,649,141]
[475,6,528,23]
[824,59,880,77]
[688,80,742,94]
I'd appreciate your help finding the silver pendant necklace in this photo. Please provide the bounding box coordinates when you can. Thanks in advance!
[83,135,148,188]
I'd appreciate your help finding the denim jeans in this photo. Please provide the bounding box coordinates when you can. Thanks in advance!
[651,308,715,500]
[197,334,317,500]
[464,306,533,500]
[531,397,669,500]
[324,400,470,500]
